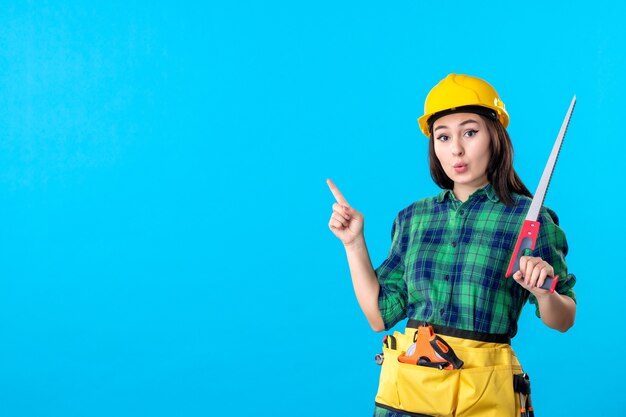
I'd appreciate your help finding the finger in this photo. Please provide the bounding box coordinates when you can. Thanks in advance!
[332,203,351,222]
[528,263,543,288]
[329,217,346,230]
[522,257,537,285]
[536,267,549,289]
[344,205,362,221]
[512,271,532,291]
[326,178,350,205]
[518,256,528,275]
[330,212,349,228]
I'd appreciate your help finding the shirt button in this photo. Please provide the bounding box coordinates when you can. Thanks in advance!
[459,210,464,216]
[451,242,457,248]
[445,275,449,281]
[439,308,445,316]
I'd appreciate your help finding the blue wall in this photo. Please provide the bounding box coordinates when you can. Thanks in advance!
[1,1,624,416]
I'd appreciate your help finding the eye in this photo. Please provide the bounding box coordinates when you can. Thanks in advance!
[436,134,449,142]
[464,129,478,137]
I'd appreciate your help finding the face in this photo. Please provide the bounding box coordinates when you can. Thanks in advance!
[432,112,491,200]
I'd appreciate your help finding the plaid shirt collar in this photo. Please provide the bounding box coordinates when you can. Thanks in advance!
[435,184,500,204]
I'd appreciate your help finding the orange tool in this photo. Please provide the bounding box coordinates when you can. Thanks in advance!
[398,325,463,370]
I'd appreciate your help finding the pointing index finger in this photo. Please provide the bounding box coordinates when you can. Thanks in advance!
[326,178,349,206]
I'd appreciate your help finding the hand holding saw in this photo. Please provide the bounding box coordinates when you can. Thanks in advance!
[505,96,576,293]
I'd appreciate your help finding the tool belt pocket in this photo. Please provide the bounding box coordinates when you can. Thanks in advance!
[456,365,517,417]
[375,345,402,408]
[396,361,460,416]
[375,331,459,416]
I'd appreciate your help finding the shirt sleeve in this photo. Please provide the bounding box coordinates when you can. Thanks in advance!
[375,214,408,330]
[528,207,577,317]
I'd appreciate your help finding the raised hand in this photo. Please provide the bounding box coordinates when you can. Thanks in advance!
[512,256,554,295]
[327,179,364,246]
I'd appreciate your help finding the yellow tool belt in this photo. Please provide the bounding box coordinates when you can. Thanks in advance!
[375,325,524,417]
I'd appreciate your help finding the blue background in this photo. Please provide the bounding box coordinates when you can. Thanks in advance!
[1,1,624,416]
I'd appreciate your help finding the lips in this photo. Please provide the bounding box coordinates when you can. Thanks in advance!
[453,163,468,173]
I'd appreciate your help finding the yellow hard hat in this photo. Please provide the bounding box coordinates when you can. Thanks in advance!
[417,74,509,137]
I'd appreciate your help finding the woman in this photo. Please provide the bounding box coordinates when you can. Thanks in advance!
[327,73,576,417]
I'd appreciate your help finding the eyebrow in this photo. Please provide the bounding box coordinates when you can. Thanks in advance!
[433,118,481,132]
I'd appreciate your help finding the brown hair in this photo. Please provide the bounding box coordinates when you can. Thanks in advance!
[428,116,532,206]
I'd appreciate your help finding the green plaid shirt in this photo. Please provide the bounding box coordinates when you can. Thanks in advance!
[375,184,576,337]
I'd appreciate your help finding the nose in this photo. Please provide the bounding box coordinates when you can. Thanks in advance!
[450,137,464,156]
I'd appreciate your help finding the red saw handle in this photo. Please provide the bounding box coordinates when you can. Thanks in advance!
[506,220,558,293]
